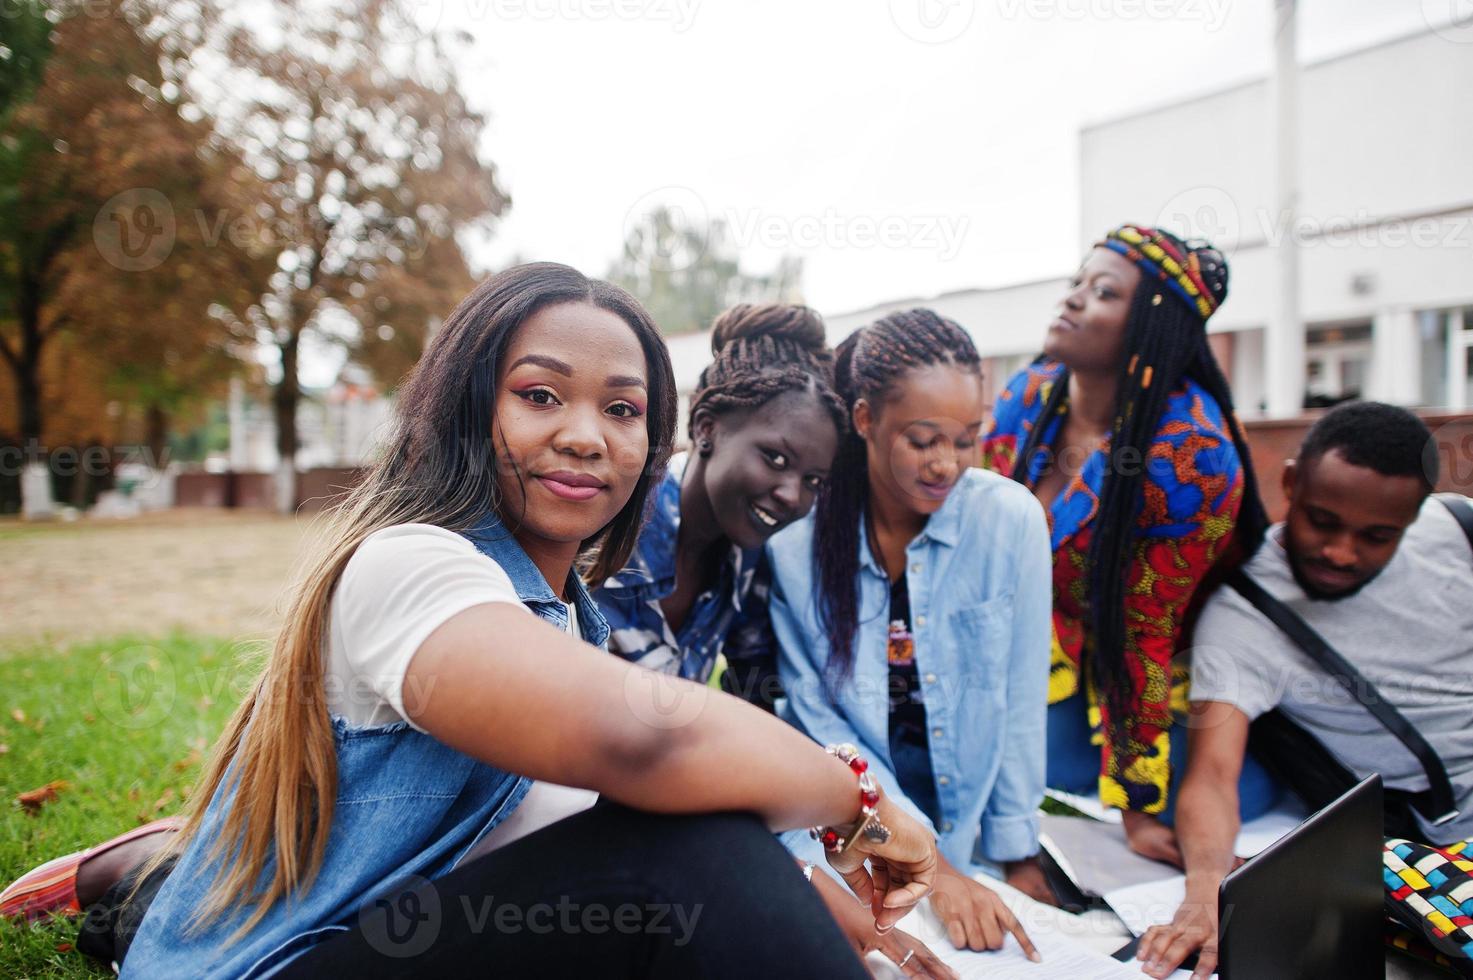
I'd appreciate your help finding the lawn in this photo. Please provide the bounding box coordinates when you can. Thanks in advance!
[0,634,261,977]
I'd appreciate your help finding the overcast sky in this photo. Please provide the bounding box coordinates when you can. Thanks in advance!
[428,0,1457,320]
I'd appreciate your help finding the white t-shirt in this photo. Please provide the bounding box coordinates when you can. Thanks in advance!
[324,523,598,850]
[1192,496,1473,842]
[325,523,528,731]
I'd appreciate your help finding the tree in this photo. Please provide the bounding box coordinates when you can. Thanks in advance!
[189,0,507,510]
[607,204,804,336]
[0,0,269,516]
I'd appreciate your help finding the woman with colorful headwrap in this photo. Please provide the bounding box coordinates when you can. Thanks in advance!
[981,225,1278,863]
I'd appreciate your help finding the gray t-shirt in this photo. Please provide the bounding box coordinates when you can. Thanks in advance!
[1192,495,1473,843]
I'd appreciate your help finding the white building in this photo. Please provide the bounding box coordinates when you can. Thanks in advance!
[671,26,1473,421]
[225,367,392,472]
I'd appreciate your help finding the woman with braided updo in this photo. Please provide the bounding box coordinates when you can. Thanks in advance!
[768,309,1055,959]
[595,303,845,694]
[982,224,1277,865]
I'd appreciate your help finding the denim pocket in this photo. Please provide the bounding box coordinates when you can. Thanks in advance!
[951,594,1015,685]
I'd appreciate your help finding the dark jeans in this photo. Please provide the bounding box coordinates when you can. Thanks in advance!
[85,803,868,978]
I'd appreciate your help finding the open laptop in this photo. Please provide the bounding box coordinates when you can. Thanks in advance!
[1215,774,1384,979]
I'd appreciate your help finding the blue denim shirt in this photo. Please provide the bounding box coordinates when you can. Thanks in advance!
[767,468,1051,868]
[122,515,609,980]
[596,453,770,684]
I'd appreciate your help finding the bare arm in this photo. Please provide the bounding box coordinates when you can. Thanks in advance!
[402,602,937,920]
[1137,700,1250,979]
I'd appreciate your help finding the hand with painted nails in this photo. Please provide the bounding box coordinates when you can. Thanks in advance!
[824,794,939,933]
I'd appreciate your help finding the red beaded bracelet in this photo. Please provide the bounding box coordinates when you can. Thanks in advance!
[808,743,891,854]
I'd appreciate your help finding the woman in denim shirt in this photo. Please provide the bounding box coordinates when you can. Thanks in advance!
[43,265,941,978]
[768,309,1053,957]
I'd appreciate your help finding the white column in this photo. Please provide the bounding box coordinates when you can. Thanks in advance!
[228,376,249,471]
[1265,0,1305,418]
[1369,308,1418,405]
[1449,309,1469,412]
[20,462,54,520]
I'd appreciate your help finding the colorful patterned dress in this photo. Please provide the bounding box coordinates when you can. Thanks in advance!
[981,359,1244,814]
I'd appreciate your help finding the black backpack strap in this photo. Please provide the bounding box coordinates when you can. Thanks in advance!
[1226,568,1460,827]
[1436,493,1473,555]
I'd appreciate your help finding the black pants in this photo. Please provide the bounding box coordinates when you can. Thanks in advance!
[236,804,865,978]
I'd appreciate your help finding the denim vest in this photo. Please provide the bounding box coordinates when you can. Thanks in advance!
[121,516,610,979]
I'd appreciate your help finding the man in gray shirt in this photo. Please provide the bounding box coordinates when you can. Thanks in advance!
[1135,402,1473,979]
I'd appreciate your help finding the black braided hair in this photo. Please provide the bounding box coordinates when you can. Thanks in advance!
[815,308,982,681]
[1012,230,1268,750]
[688,303,846,441]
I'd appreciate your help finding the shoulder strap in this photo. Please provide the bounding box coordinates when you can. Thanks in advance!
[1436,493,1473,556]
[1226,569,1459,826]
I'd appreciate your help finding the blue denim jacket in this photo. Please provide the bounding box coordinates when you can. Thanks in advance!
[122,515,609,979]
[768,468,1051,868]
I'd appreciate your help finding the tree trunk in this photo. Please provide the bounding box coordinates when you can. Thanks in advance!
[145,404,169,468]
[273,329,301,513]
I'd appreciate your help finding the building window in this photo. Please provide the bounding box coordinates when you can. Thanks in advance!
[1417,308,1473,410]
[1304,322,1372,409]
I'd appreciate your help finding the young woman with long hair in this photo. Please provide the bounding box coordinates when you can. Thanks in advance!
[767,309,1054,958]
[981,225,1276,864]
[5,264,939,977]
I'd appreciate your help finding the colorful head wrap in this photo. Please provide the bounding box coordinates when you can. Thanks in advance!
[1095,224,1229,320]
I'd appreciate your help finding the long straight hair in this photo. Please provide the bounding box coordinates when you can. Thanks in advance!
[155,263,676,938]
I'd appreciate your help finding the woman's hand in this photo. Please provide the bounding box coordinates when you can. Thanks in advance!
[929,863,1039,960]
[812,871,958,979]
[1002,857,1056,906]
[824,794,938,931]
[1122,811,1183,867]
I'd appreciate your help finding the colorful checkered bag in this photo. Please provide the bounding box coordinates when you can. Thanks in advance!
[1383,836,1473,974]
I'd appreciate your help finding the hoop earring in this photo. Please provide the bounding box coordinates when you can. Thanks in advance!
[697,438,713,457]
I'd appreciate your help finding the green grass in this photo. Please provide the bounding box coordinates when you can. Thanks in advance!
[0,635,259,978]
